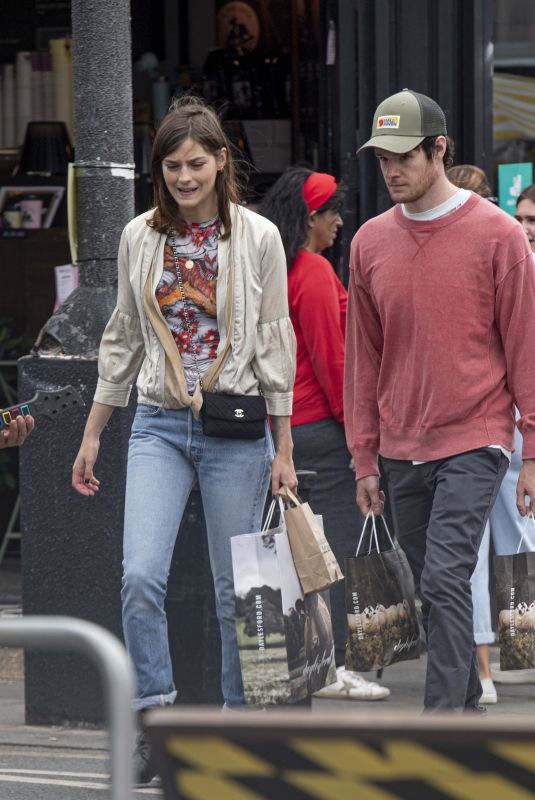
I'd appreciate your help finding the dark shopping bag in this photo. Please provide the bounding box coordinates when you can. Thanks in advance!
[494,514,535,671]
[345,514,420,672]
[231,498,336,705]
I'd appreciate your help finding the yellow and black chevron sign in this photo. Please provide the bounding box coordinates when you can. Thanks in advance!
[147,709,535,800]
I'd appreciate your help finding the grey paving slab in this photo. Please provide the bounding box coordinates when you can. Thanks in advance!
[1,558,534,800]
[311,654,535,715]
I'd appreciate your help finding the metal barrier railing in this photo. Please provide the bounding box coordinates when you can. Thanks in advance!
[0,615,136,800]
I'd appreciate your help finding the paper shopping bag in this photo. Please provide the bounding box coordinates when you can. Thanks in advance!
[494,515,535,670]
[231,499,336,704]
[345,514,420,671]
[278,485,344,595]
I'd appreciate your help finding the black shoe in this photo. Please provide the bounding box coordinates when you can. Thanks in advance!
[133,729,157,786]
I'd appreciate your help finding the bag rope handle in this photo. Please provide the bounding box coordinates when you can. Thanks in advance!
[369,514,380,554]
[356,512,395,557]
[262,497,286,532]
[516,510,535,554]
[278,484,303,507]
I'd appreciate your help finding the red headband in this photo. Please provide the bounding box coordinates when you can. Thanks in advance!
[303,172,337,211]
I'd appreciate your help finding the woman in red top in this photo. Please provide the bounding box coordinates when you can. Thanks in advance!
[259,168,390,699]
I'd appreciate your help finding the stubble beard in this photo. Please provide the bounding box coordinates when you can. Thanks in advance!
[388,163,438,206]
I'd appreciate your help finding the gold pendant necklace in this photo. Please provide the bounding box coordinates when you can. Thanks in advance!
[175,218,219,273]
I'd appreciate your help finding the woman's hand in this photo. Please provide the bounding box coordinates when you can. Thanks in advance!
[516,458,535,516]
[72,437,101,496]
[271,451,298,495]
[270,414,298,494]
[71,401,114,497]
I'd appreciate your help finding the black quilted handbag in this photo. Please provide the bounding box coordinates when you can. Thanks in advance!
[201,391,267,439]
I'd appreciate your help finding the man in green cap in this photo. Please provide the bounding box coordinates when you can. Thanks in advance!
[344,88,535,711]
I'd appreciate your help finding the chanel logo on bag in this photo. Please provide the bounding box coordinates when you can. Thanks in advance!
[234,408,245,418]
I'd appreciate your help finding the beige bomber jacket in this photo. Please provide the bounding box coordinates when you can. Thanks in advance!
[94,203,296,417]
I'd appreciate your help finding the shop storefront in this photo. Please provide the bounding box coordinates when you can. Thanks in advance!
[2,0,535,301]
[128,0,357,276]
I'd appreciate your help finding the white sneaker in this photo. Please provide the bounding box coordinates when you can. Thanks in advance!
[314,667,390,700]
[480,677,497,704]
[491,665,535,684]
[221,703,267,713]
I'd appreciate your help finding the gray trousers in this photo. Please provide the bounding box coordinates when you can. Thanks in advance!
[381,448,508,711]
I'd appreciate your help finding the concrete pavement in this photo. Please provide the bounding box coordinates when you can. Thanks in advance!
[1,555,534,799]
[0,676,162,798]
[2,650,534,799]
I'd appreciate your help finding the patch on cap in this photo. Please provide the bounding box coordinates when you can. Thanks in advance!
[357,89,447,155]
[377,115,400,129]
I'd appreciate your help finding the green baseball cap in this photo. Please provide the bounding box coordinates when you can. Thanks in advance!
[358,88,447,154]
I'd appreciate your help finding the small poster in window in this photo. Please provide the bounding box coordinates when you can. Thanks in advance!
[498,163,533,216]
[54,263,78,311]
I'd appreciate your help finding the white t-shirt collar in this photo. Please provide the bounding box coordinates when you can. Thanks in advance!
[402,188,471,221]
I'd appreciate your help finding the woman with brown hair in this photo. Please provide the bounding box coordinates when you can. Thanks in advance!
[515,182,535,250]
[446,164,493,199]
[72,96,297,784]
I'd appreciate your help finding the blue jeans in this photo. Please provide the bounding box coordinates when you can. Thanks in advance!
[122,405,273,710]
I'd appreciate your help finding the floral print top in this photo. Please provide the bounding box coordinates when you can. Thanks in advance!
[156,216,220,392]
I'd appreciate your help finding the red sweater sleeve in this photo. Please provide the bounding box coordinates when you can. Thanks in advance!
[291,253,346,423]
[494,236,535,457]
[344,235,383,478]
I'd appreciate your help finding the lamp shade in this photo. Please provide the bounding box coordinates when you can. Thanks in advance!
[19,121,73,175]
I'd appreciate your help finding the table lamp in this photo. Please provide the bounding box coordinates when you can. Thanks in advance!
[18,121,73,175]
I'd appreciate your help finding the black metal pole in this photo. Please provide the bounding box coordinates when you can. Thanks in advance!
[356,0,378,224]
[336,0,358,284]
[34,0,135,357]
[19,0,137,725]
[460,0,494,176]
[355,0,493,224]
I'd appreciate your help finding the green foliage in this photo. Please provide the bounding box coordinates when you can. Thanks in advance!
[235,617,286,649]
[0,317,33,362]
[238,646,308,705]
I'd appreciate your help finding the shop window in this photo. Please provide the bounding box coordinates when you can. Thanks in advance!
[493,0,535,180]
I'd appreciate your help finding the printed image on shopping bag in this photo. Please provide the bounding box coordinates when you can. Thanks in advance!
[495,550,535,671]
[345,548,420,672]
[303,592,337,695]
[233,529,309,705]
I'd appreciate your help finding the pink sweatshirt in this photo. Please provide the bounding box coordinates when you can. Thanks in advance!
[344,194,535,479]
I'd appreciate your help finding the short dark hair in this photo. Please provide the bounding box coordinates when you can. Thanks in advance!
[419,135,455,169]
